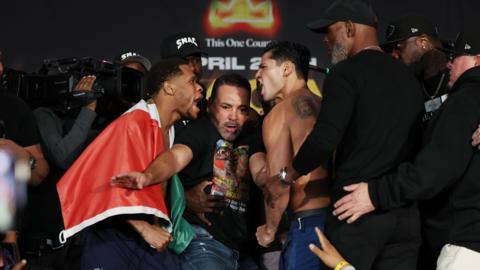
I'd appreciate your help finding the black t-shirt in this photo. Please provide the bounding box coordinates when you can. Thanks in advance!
[175,116,264,254]
[0,91,39,146]
[293,50,424,202]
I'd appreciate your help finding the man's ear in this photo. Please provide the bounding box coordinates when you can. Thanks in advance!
[345,20,356,38]
[282,61,294,77]
[416,36,430,50]
[162,81,175,96]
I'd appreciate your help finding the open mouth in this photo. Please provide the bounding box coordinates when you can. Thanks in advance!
[193,95,203,108]
[257,82,264,96]
[224,123,239,134]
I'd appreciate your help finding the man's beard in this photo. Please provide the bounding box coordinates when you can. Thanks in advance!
[410,49,447,80]
[331,40,349,65]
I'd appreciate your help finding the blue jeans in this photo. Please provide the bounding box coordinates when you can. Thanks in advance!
[280,209,329,270]
[180,225,258,270]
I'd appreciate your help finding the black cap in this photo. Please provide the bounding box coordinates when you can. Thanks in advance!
[160,33,206,59]
[116,52,152,71]
[446,31,480,57]
[383,14,439,46]
[306,0,377,33]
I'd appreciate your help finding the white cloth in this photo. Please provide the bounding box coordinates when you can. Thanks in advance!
[437,244,480,270]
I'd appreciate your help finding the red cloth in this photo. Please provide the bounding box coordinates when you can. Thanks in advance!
[56,101,171,243]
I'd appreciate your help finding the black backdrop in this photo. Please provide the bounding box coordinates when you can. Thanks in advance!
[1,0,479,92]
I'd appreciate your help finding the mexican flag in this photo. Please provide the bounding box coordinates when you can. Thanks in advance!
[56,100,193,253]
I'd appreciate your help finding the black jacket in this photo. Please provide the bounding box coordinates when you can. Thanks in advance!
[370,66,480,254]
[293,50,424,201]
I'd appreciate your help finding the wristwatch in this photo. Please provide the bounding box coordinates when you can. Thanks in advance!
[278,167,295,185]
[29,155,37,170]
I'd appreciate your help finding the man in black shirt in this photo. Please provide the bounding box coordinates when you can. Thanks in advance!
[382,14,450,123]
[335,31,480,269]
[380,14,454,268]
[112,73,266,269]
[265,0,424,269]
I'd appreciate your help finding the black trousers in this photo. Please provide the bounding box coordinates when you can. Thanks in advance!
[325,205,421,270]
[82,224,181,270]
[19,234,82,270]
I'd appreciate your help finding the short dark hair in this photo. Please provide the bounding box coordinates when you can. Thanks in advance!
[209,73,251,104]
[263,41,311,81]
[145,57,188,97]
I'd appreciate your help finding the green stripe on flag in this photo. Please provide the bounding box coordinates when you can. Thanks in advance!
[168,174,194,254]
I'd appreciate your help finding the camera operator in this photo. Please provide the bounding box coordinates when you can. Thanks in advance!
[34,75,98,169]
[17,75,99,270]
[91,53,151,129]
[117,51,151,74]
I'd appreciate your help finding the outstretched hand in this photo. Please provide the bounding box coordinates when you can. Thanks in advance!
[309,227,346,268]
[111,172,153,189]
[333,182,375,224]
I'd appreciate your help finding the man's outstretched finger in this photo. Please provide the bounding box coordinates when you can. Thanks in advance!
[338,208,355,221]
[111,177,132,185]
[333,200,355,216]
[112,178,141,189]
[334,194,353,208]
[309,243,326,259]
[343,183,359,192]
[314,227,329,250]
[347,212,364,224]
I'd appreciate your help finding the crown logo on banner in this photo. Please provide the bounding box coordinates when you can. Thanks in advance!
[205,0,280,37]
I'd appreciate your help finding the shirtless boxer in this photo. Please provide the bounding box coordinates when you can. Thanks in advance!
[254,41,330,270]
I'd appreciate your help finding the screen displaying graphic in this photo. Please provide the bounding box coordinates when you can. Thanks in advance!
[205,0,280,37]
